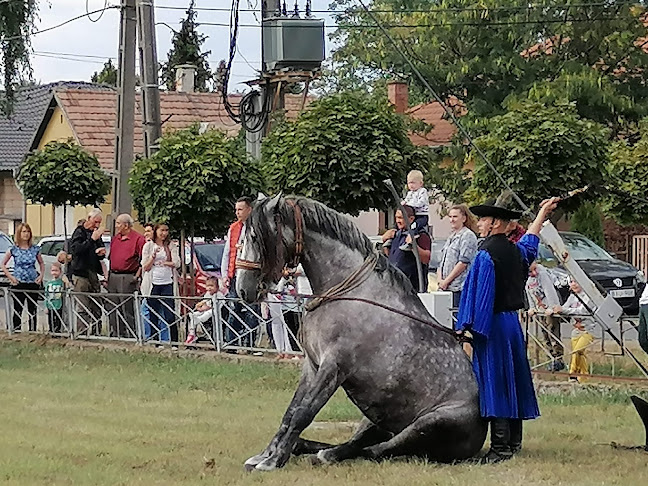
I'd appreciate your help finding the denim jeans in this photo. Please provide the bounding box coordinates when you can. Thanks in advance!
[149,283,174,342]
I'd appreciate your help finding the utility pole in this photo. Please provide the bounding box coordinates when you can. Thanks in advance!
[137,0,162,159]
[113,0,137,218]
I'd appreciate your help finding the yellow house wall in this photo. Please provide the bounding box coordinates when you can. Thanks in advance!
[26,106,114,237]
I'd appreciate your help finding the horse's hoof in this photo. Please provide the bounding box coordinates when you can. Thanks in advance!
[244,462,256,472]
[254,460,277,471]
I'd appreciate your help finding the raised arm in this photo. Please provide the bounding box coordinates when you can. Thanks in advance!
[527,197,560,236]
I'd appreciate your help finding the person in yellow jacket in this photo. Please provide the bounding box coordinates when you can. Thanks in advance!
[553,280,596,382]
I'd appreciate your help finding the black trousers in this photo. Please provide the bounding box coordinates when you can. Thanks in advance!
[284,310,300,351]
[12,282,39,332]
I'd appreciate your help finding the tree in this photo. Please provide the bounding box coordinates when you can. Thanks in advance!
[91,59,118,87]
[330,0,648,135]
[129,126,264,239]
[262,91,424,215]
[571,201,605,247]
[466,102,610,214]
[0,0,37,112]
[604,121,648,225]
[160,0,212,92]
[17,140,111,239]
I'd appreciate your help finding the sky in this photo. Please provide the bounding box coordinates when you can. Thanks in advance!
[30,0,338,91]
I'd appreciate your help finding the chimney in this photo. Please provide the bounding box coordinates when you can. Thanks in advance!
[175,65,196,93]
[387,80,408,113]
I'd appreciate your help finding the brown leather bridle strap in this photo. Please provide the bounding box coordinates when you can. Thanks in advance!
[236,258,261,270]
[286,198,304,268]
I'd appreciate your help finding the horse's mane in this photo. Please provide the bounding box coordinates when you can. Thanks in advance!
[249,196,422,297]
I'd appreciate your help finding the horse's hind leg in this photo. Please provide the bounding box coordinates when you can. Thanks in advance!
[294,418,392,458]
[253,359,342,471]
[362,406,485,463]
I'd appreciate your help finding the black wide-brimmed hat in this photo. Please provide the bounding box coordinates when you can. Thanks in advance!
[470,191,523,221]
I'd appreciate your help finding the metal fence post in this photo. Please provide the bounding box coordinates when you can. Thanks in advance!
[65,289,75,340]
[4,287,12,334]
[215,298,223,353]
[134,291,143,345]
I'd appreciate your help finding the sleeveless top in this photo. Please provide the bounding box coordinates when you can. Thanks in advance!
[10,245,40,283]
[479,234,528,313]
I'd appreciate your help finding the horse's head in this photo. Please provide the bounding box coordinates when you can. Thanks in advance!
[236,194,299,303]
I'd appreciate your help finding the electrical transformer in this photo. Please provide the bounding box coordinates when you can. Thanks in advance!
[262,17,325,72]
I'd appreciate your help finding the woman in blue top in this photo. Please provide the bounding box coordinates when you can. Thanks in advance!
[1,223,45,332]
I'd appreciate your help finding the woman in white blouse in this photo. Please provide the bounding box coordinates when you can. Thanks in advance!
[141,223,180,346]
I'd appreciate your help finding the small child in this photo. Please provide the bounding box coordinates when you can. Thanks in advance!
[45,262,66,333]
[553,280,596,382]
[400,170,429,251]
[184,278,223,345]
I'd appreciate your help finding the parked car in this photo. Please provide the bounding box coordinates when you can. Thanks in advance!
[178,241,225,297]
[538,231,646,315]
[0,231,14,286]
[38,234,112,280]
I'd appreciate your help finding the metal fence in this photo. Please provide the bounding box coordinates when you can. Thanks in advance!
[0,287,304,357]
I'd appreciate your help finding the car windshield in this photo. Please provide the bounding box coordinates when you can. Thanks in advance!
[195,244,224,272]
[0,234,12,254]
[539,234,612,262]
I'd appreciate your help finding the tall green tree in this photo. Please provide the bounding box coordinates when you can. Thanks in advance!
[331,0,648,135]
[605,120,648,225]
[262,91,424,215]
[129,126,264,238]
[91,59,118,86]
[0,0,37,112]
[17,140,111,240]
[571,201,605,247]
[466,102,610,213]
[160,0,212,92]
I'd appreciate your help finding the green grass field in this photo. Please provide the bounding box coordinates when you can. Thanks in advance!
[1,336,647,486]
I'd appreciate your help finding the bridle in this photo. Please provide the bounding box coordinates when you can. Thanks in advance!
[235,198,305,277]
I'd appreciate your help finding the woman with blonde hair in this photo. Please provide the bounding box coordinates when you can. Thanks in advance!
[437,204,478,308]
[1,223,45,331]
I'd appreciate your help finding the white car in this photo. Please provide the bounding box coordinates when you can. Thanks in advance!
[38,234,111,280]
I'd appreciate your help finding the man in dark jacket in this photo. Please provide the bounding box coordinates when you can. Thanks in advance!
[69,209,106,335]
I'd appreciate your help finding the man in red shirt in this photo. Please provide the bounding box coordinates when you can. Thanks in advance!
[107,214,145,338]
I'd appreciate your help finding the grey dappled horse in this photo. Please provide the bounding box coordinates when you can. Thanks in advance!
[236,195,487,471]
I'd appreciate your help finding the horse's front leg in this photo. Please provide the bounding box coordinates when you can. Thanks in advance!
[244,361,316,469]
[253,359,341,471]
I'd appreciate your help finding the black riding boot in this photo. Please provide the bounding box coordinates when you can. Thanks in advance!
[481,419,513,464]
[509,419,523,454]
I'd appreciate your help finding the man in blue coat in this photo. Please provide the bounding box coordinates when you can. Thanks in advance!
[456,196,558,463]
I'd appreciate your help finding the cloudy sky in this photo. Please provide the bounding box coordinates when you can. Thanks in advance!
[30,0,337,91]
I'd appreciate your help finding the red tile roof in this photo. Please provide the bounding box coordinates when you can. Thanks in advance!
[52,88,311,170]
[406,99,462,146]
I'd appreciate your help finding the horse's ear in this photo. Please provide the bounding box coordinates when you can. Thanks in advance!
[267,192,283,213]
[256,191,267,201]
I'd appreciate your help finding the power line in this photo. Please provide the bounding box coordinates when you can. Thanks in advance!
[194,14,643,29]
[154,1,640,15]
[3,5,120,42]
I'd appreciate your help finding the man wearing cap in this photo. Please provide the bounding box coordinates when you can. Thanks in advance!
[456,196,559,463]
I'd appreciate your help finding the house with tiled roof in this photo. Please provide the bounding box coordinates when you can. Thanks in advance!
[25,85,311,236]
[0,82,107,236]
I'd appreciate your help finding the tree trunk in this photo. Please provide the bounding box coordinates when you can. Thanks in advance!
[189,224,196,297]
[180,228,187,296]
[63,205,68,250]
